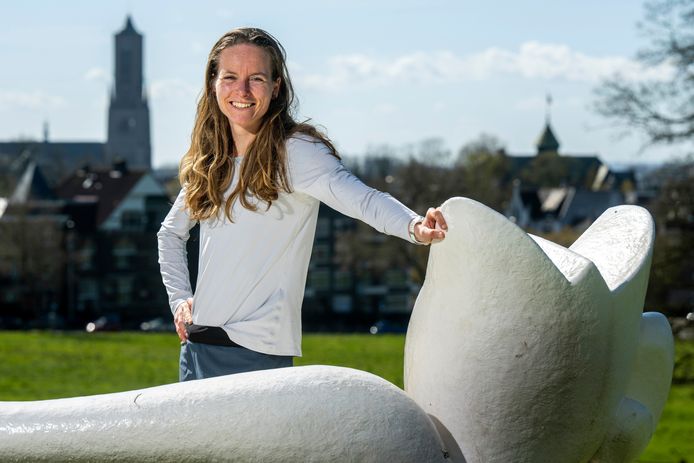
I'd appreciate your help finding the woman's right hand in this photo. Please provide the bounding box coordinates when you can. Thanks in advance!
[174,298,194,343]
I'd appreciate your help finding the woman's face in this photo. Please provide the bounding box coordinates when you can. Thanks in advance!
[214,44,280,139]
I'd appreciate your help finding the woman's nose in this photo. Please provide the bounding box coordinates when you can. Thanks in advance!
[234,79,251,95]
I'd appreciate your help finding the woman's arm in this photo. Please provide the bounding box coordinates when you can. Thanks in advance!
[157,187,198,324]
[287,136,446,244]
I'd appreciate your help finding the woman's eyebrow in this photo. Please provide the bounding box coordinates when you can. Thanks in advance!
[219,69,269,78]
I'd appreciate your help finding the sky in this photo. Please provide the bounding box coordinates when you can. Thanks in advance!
[0,0,689,168]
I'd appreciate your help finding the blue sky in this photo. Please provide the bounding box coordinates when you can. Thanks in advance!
[0,0,687,167]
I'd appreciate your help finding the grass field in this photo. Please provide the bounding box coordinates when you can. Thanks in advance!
[0,331,691,461]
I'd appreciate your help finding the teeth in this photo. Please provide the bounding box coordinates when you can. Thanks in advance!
[232,102,253,108]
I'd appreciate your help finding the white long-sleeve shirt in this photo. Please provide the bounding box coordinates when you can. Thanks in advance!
[157,135,420,356]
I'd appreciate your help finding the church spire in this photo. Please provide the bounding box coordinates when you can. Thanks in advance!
[122,15,137,34]
[536,93,560,154]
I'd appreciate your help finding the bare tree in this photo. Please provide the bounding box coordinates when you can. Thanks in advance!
[594,0,694,147]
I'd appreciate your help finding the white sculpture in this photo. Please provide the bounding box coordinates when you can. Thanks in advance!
[0,366,447,462]
[405,197,674,462]
[0,197,673,462]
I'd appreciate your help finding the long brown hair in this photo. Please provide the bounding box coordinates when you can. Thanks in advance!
[179,27,338,222]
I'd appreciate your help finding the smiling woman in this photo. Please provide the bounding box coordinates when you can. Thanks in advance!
[214,44,280,147]
[157,27,448,382]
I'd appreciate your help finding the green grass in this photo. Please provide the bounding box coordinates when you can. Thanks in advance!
[0,331,405,400]
[0,331,691,461]
[642,384,694,462]
[0,331,179,400]
[674,337,694,384]
[296,333,406,386]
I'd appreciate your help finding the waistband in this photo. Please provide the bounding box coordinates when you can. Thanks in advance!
[185,324,242,347]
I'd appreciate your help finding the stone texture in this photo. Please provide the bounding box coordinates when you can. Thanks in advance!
[404,197,673,463]
[0,366,447,462]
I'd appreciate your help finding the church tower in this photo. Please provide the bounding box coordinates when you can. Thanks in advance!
[535,94,560,154]
[106,16,151,169]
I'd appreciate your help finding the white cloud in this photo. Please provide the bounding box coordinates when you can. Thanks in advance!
[84,67,107,82]
[150,79,200,100]
[0,90,67,110]
[295,41,675,91]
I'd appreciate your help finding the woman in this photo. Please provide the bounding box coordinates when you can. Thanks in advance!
[158,27,447,382]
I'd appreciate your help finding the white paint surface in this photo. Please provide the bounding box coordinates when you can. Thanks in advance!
[0,366,447,462]
[404,197,673,463]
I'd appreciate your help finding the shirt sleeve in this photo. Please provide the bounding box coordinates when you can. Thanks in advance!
[157,186,198,315]
[287,135,420,243]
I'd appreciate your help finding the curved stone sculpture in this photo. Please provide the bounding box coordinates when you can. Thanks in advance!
[0,197,673,462]
[0,366,447,462]
[404,197,674,463]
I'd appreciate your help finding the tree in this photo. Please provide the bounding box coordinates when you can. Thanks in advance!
[335,135,511,286]
[456,134,510,211]
[457,133,505,164]
[594,0,694,147]
[643,159,694,314]
[0,204,66,322]
[334,140,464,287]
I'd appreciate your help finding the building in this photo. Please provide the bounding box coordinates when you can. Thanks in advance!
[105,16,151,169]
[55,160,170,326]
[0,160,68,326]
[505,121,637,232]
[0,155,171,328]
[0,16,151,184]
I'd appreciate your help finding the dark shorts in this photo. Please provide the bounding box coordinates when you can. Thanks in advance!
[179,339,294,382]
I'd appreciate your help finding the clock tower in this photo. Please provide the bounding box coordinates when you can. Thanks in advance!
[106,16,151,169]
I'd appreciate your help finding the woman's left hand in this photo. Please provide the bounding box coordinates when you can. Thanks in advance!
[414,207,448,244]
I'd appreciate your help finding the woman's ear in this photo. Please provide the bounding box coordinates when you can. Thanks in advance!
[209,72,218,95]
[273,78,281,98]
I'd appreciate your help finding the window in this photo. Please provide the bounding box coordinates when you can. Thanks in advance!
[333,217,354,232]
[113,238,137,269]
[116,277,133,305]
[77,279,99,306]
[385,269,408,288]
[334,270,352,291]
[307,269,330,291]
[316,218,330,238]
[78,240,96,271]
[121,210,143,231]
[382,294,410,314]
[311,243,330,265]
[332,295,352,314]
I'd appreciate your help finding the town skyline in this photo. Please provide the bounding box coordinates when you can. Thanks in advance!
[0,0,689,168]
